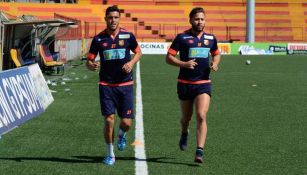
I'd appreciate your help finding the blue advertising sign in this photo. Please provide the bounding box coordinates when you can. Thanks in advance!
[0,67,44,135]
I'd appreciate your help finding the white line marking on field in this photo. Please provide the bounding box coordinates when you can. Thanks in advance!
[135,61,148,175]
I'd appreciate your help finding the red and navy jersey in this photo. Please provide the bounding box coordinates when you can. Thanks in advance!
[168,29,220,83]
[87,28,141,85]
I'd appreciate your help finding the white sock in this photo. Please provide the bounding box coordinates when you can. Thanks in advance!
[106,143,115,157]
[118,128,126,137]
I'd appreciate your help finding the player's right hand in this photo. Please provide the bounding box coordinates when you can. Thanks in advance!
[86,60,100,71]
[210,62,218,71]
[184,59,198,69]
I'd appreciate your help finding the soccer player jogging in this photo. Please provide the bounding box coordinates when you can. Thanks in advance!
[86,5,142,166]
[165,7,221,163]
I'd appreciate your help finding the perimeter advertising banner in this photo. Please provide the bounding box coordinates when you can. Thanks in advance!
[0,64,53,136]
[287,43,307,55]
[231,43,288,55]
[136,42,306,56]
[218,43,231,55]
[28,64,54,110]
[139,42,170,54]
[138,42,233,55]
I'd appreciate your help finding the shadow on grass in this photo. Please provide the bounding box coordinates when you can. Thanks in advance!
[134,157,199,167]
[0,156,199,166]
[75,156,199,167]
[0,156,101,163]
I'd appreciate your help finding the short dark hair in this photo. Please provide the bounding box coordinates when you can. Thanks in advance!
[105,5,120,17]
[189,7,205,19]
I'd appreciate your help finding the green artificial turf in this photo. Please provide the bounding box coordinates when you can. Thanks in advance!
[0,55,306,175]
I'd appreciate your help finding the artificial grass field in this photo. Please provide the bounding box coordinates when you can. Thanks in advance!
[0,55,306,174]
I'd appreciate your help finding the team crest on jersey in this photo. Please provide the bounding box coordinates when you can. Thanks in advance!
[119,34,130,39]
[188,40,194,44]
[204,40,209,45]
[204,35,214,40]
[119,40,124,46]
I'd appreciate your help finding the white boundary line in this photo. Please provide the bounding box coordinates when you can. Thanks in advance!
[135,61,148,175]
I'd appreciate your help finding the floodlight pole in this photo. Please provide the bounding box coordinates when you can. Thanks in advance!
[246,0,255,43]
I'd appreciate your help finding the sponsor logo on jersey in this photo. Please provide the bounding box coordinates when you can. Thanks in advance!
[183,36,194,39]
[103,49,126,60]
[97,37,107,42]
[188,47,210,58]
[204,35,214,40]
[188,40,194,44]
[119,34,130,39]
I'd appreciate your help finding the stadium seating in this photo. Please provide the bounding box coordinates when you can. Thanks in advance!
[0,3,102,22]
[112,4,245,41]
[0,0,306,42]
[10,49,22,67]
[120,0,306,42]
[38,45,63,66]
[38,44,64,74]
[10,48,36,68]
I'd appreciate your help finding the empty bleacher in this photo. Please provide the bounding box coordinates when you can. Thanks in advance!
[4,3,102,22]
[90,0,305,42]
[1,0,306,42]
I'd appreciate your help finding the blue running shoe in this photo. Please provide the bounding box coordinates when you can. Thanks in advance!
[194,149,204,163]
[117,134,126,151]
[103,156,115,165]
[179,132,188,151]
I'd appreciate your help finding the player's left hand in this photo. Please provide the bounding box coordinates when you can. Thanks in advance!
[122,62,133,73]
[210,62,218,71]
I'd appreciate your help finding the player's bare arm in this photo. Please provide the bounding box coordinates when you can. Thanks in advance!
[210,54,221,71]
[166,53,198,69]
[122,50,142,73]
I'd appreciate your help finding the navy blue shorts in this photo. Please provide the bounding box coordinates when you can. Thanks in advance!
[99,84,134,119]
[177,83,211,100]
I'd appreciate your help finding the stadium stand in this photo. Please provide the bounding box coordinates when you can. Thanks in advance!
[0,0,306,42]
[90,0,306,42]
[0,2,105,25]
